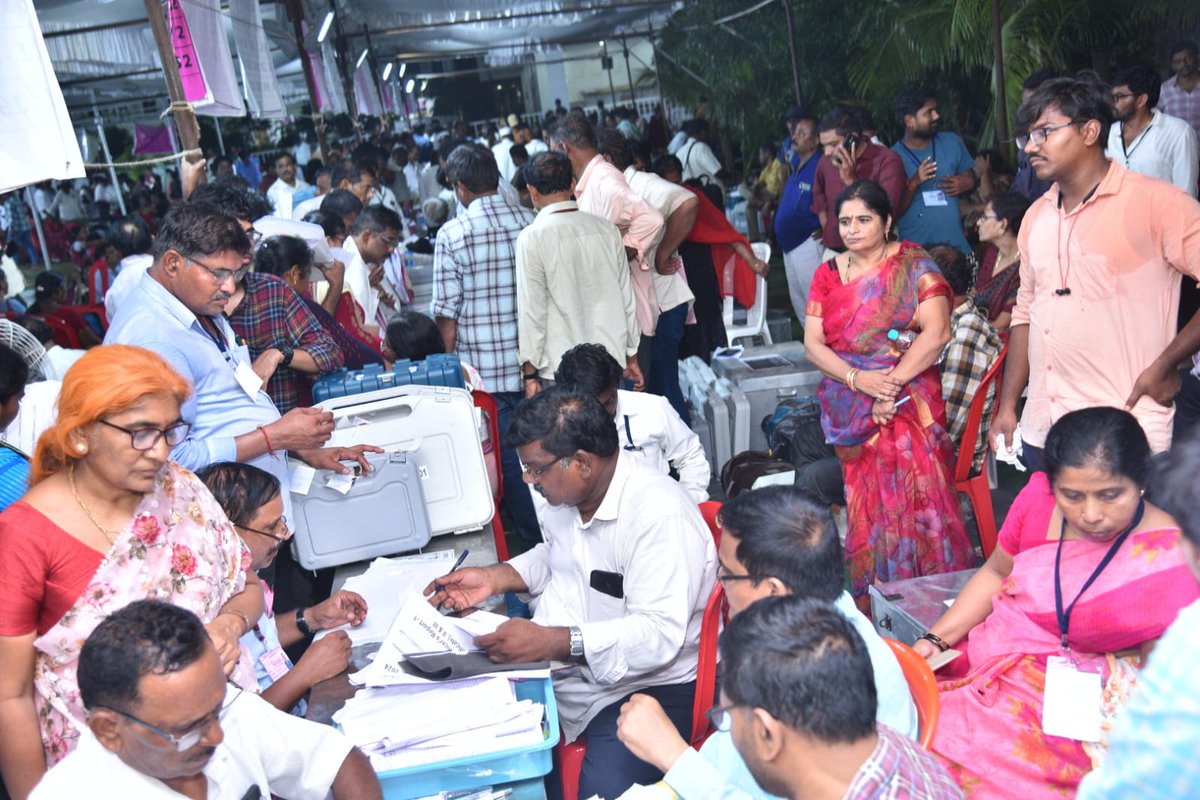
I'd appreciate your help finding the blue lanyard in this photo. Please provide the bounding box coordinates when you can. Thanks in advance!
[898,138,937,188]
[1053,500,1144,650]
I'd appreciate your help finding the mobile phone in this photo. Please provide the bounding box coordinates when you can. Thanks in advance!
[842,133,860,152]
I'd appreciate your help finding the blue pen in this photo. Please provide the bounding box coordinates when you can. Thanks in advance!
[435,549,470,594]
[893,396,912,408]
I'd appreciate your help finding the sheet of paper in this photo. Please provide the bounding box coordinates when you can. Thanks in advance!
[289,463,316,496]
[926,648,962,672]
[315,552,456,645]
[1042,655,1102,742]
[325,471,355,495]
[448,609,508,638]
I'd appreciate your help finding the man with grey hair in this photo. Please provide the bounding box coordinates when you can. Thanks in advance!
[432,142,541,543]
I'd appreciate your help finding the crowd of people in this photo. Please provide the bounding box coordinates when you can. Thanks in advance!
[1,36,1200,800]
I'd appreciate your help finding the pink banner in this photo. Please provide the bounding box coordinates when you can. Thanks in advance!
[134,123,173,155]
[166,0,207,103]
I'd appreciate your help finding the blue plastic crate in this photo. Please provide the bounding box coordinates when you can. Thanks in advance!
[314,353,465,402]
[376,677,559,800]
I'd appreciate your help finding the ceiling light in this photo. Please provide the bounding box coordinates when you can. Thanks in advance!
[382,62,393,81]
[316,11,335,44]
[405,79,415,93]
[399,63,407,78]
[356,49,369,69]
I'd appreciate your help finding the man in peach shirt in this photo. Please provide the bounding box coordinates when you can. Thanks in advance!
[992,73,1200,468]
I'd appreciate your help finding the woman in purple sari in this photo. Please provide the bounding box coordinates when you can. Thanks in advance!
[915,407,1199,797]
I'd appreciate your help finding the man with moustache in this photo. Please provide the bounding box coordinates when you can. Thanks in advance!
[427,387,716,800]
[31,600,380,798]
[892,87,977,254]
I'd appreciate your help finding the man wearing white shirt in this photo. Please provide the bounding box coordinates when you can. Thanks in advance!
[599,130,700,422]
[555,343,709,502]
[345,205,403,330]
[429,387,716,800]
[32,600,380,799]
[103,214,156,320]
[265,153,309,217]
[616,487,918,800]
[677,119,725,189]
[493,126,517,183]
[516,152,641,392]
[1108,64,1200,196]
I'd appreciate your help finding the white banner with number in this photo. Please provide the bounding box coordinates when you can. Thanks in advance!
[0,0,85,193]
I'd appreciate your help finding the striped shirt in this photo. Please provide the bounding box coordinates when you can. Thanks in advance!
[431,192,534,393]
[845,725,964,799]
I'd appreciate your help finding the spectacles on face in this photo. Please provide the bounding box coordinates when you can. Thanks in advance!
[378,233,400,250]
[520,456,566,480]
[244,226,263,248]
[186,255,250,284]
[1016,120,1078,150]
[1110,92,1135,102]
[705,702,739,732]
[978,213,1000,222]
[716,564,760,585]
[99,686,242,752]
[97,419,191,451]
[237,515,292,544]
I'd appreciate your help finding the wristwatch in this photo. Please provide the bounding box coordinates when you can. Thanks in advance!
[276,344,295,367]
[568,626,584,659]
[919,632,950,652]
[295,607,316,638]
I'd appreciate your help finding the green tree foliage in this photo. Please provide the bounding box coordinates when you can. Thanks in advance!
[658,0,1200,160]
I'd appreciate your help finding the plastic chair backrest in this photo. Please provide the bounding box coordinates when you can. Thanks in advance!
[883,637,940,750]
[690,500,726,747]
[722,242,774,347]
[953,343,1007,484]
[471,389,508,561]
[29,314,81,349]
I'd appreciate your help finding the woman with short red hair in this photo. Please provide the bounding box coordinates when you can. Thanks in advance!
[0,345,262,799]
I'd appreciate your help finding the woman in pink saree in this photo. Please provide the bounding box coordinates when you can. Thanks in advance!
[914,407,1199,797]
[0,346,261,799]
[804,180,975,608]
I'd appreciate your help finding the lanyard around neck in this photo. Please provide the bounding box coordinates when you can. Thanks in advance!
[1053,499,1144,650]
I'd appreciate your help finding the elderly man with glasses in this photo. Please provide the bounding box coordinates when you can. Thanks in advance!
[31,600,380,799]
[427,386,716,800]
[105,202,380,611]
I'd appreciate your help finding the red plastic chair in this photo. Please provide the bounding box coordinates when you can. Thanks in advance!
[471,390,508,562]
[28,314,82,349]
[882,638,940,750]
[555,501,726,800]
[953,343,1008,558]
[86,262,114,304]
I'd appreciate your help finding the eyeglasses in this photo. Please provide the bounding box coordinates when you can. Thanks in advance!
[237,515,292,543]
[520,456,566,479]
[716,565,760,584]
[705,702,739,732]
[98,419,190,451]
[1016,120,1078,149]
[187,255,250,284]
[978,213,1000,222]
[99,686,242,752]
[1110,92,1136,102]
[378,233,400,250]
[244,226,263,248]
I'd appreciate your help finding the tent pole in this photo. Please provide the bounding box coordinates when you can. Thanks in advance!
[92,97,129,217]
[25,188,52,272]
[991,0,1010,146]
[647,24,666,109]
[142,0,201,153]
[214,117,226,155]
[621,35,636,105]
[284,0,329,158]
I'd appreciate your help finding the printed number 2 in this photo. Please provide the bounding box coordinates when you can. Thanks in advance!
[175,53,193,69]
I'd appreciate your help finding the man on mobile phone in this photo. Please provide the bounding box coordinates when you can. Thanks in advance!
[811,108,906,254]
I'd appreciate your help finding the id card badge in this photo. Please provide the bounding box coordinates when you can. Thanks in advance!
[922,189,949,207]
[259,646,292,681]
[1042,655,1102,741]
[234,361,264,399]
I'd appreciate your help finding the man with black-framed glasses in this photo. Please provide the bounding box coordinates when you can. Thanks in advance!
[616,486,915,800]
[106,203,381,612]
[31,600,380,799]
[990,72,1200,470]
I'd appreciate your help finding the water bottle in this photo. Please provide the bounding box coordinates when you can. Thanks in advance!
[888,329,917,352]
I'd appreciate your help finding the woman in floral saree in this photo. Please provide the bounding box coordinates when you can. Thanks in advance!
[0,346,262,799]
[914,407,1199,797]
[804,180,975,608]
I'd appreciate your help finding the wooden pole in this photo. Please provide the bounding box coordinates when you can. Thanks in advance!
[141,0,201,153]
[25,188,53,272]
[780,0,803,108]
[991,0,1010,145]
[285,0,329,159]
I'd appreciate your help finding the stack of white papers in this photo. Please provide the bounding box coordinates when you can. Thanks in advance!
[316,552,459,646]
[333,676,546,771]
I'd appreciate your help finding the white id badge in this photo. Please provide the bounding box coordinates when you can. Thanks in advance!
[259,646,292,681]
[922,189,949,207]
[1042,655,1102,741]
[234,361,264,399]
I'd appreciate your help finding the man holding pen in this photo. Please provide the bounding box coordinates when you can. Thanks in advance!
[427,387,716,800]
